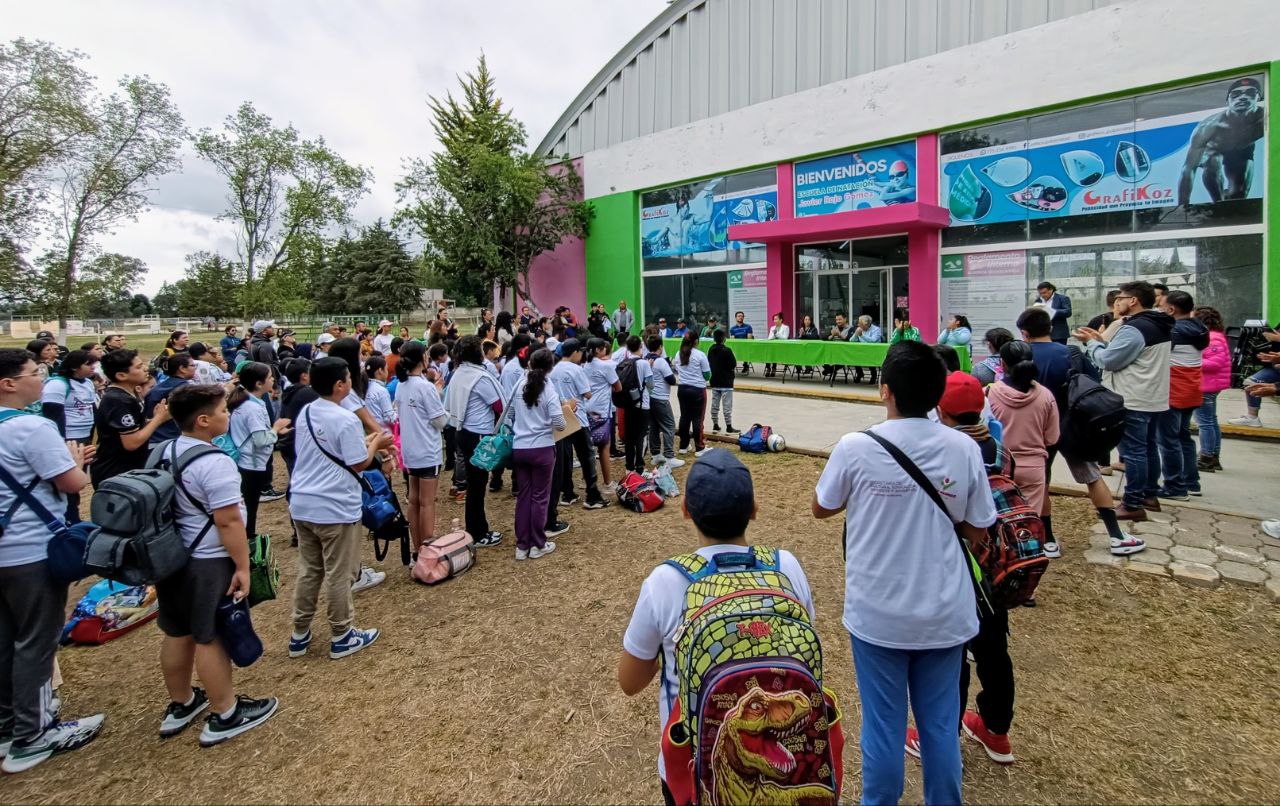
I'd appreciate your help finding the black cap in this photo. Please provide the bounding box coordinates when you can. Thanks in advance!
[36,330,54,340]
[685,449,755,539]
[558,337,583,357]
[1229,77,1262,95]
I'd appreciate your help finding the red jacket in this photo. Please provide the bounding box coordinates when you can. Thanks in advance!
[1168,317,1209,410]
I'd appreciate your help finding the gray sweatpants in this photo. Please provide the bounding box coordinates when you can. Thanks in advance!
[648,398,676,459]
[711,388,734,427]
[0,561,67,742]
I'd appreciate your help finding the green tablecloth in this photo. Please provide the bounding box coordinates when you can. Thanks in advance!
[661,338,971,371]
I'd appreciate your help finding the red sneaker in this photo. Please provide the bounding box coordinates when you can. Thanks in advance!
[904,726,921,759]
[961,710,1014,764]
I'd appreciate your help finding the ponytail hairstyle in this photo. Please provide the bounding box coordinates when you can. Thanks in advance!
[999,341,1038,393]
[364,354,386,381]
[678,331,698,366]
[506,333,533,367]
[585,337,609,362]
[522,348,554,408]
[228,361,271,411]
[54,350,93,379]
[399,342,427,380]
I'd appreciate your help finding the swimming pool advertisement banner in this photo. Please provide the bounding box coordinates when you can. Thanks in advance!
[793,141,917,217]
[940,251,1028,359]
[941,99,1266,226]
[639,178,777,259]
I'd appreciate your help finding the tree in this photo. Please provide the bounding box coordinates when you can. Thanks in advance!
[347,220,420,314]
[395,55,591,309]
[0,235,39,310]
[175,250,242,318]
[44,76,184,328]
[0,39,97,245]
[128,292,151,316]
[151,281,178,317]
[67,251,146,318]
[193,102,371,304]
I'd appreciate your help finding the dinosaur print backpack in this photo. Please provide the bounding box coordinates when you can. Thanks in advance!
[659,546,844,806]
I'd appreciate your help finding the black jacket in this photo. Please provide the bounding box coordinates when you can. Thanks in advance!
[707,343,736,388]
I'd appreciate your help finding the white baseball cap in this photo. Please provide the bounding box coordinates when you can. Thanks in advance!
[316,333,336,345]
[378,319,393,328]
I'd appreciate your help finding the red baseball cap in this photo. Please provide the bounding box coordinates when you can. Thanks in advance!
[937,372,986,418]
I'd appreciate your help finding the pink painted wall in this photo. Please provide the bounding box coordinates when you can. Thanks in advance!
[517,158,587,317]
[766,163,794,325]
[909,134,940,340]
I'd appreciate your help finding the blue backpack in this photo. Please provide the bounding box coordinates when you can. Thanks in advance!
[737,423,772,453]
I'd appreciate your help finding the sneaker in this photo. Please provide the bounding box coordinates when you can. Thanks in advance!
[515,547,529,561]
[259,487,286,503]
[159,687,209,737]
[1,715,105,774]
[1197,455,1216,473]
[725,426,740,434]
[1228,415,1263,427]
[1156,489,1189,502]
[666,458,686,468]
[711,423,721,433]
[330,627,380,659]
[677,447,688,455]
[1260,520,1280,541]
[571,458,581,469]
[453,490,467,504]
[962,711,1014,765]
[695,447,712,457]
[582,498,609,510]
[1188,488,1202,497]
[351,566,386,594]
[0,735,10,759]
[601,482,618,495]
[1042,541,1061,559]
[47,694,61,724]
[1115,505,1148,522]
[288,630,313,658]
[545,521,570,538]
[475,531,503,547]
[529,541,557,559]
[198,695,279,747]
[559,493,580,506]
[1142,497,1163,513]
[904,726,921,759]
[488,479,503,493]
[1110,534,1146,555]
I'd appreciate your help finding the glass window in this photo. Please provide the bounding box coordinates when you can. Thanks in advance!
[817,273,850,331]
[641,168,778,273]
[643,275,683,328]
[796,271,814,331]
[797,242,849,272]
[940,118,1029,155]
[683,271,729,333]
[1135,235,1263,329]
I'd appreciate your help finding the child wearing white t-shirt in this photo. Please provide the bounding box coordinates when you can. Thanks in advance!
[227,362,290,537]
[395,344,449,553]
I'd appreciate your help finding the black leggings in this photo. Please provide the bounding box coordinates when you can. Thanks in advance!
[622,405,649,471]
[959,605,1013,735]
[457,429,490,537]
[676,385,706,451]
[239,468,271,536]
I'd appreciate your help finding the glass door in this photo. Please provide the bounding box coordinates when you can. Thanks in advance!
[850,268,886,331]
[817,272,850,332]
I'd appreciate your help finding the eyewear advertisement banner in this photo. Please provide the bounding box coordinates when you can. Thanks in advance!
[939,251,1028,359]
[942,82,1266,226]
[794,142,917,217]
[727,268,768,331]
[640,179,778,259]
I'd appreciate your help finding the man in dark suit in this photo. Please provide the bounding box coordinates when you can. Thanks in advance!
[1035,282,1072,344]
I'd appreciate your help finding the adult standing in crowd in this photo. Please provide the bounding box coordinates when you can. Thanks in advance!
[442,335,504,547]
[1034,282,1073,344]
[372,321,394,356]
[1073,281,1174,521]
[612,300,634,335]
[220,326,240,365]
[510,348,566,559]
[673,332,711,456]
[249,321,278,366]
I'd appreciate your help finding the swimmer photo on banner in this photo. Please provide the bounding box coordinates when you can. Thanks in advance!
[640,177,777,259]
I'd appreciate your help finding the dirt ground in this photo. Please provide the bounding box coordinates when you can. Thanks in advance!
[5,452,1278,804]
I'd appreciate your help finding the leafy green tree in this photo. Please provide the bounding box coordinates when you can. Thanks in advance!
[67,252,146,318]
[193,102,371,307]
[128,293,152,316]
[345,220,420,314]
[395,55,591,309]
[175,251,242,318]
[0,39,96,246]
[44,76,184,327]
[0,236,40,310]
[151,281,178,317]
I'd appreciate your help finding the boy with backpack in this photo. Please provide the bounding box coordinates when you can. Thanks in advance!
[643,335,681,468]
[0,349,105,773]
[812,341,997,805]
[620,449,833,806]
[614,336,652,473]
[287,357,392,660]
[152,384,279,747]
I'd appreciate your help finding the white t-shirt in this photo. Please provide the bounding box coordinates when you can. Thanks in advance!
[510,377,564,450]
[373,333,393,356]
[289,399,367,525]
[484,358,499,378]
[611,346,629,362]
[0,412,75,567]
[622,353,653,409]
[229,395,272,471]
[41,376,97,439]
[499,358,525,398]
[462,374,502,435]
[166,436,245,560]
[674,349,711,388]
[622,544,815,780]
[398,376,446,469]
[364,379,395,429]
[193,359,229,386]
[340,389,365,412]
[550,360,591,428]
[814,418,996,650]
[583,358,618,417]
[647,356,674,402]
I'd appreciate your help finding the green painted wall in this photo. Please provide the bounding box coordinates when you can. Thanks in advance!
[584,191,641,311]
[1269,61,1280,325]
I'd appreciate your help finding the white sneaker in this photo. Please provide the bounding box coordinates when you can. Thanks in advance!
[1042,541,1061,559]
[695,447,712,457]
[1228,415,1263,427]
[515,547,529,560]
[1,715,105,774]
[351,566,386,594]
[666,458,686,468]
[1261,520,1280,541]
[677,447,688,455]
[529,541,557,559]
[1110,534,1146,555]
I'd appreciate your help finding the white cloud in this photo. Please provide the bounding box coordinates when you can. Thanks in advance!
[8,0,667,293]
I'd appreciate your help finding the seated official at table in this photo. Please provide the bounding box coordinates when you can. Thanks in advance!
[822,313,853,377]
[763,312,788,378]
[850,315,883,384]
[937,314,973,347]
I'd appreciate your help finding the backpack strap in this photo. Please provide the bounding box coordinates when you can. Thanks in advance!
[662,546,780,581]
[663,552,708,582]
[304,406,373,493]
[150,440,226,556]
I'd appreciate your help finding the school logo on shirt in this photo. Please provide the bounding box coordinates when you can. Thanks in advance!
[120,414,135,427]
[939,477,957,499]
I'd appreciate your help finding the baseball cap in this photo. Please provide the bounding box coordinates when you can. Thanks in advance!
[558,338,583,357]
[379,319,392,328]
[1229,77,1262,95]
[252,320,275,332]
[316,333,336,345]
[685,449,755,539]
[937,372,986,419]
[36,330,54,340]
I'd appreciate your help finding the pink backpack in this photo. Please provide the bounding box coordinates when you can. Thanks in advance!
[412,519,475,585]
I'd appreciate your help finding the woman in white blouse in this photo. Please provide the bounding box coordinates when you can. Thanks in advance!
[764,312,790,378]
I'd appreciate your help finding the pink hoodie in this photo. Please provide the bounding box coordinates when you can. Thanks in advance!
[1200,330,1231,394]
[987,381,1060,469]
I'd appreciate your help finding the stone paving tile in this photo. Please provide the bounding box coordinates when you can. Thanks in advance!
[1170,545,1218,565]
[1215,529,1264,548]
[1133,522,1176,537]
[1218,561,1268,587]
[1139,534,1174,551]
[1267,579,1280,603]
[1173,531,1218,550]
[1134,548,1171,566]
[1169,560,1220,588]
[1215,544,1265,565]
[1262,545,1280,562]
[1126,560,1169,577]
[1084,549,1126,568]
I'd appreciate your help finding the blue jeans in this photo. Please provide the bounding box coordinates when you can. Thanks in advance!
[851,635,965,806]
[1195,392,1221,456]
[1245,366,1280,410]
[1120,410,1159,509]
[1155,408,1189,496]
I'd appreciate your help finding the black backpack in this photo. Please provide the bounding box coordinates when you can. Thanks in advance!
[1057,371,1127,461]
[613,357,642,407]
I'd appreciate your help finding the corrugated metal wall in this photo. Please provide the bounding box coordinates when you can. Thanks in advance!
[542,0,1125,157]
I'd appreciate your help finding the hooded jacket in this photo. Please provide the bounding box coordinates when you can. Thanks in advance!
[1200,330,1232,394]
[1168,316,1210,409]
[1084,309,1175,413]
[986,381,1060,469]
[249,333,278,366]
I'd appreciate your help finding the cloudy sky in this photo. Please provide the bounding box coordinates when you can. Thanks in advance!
[9,0,668,293]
